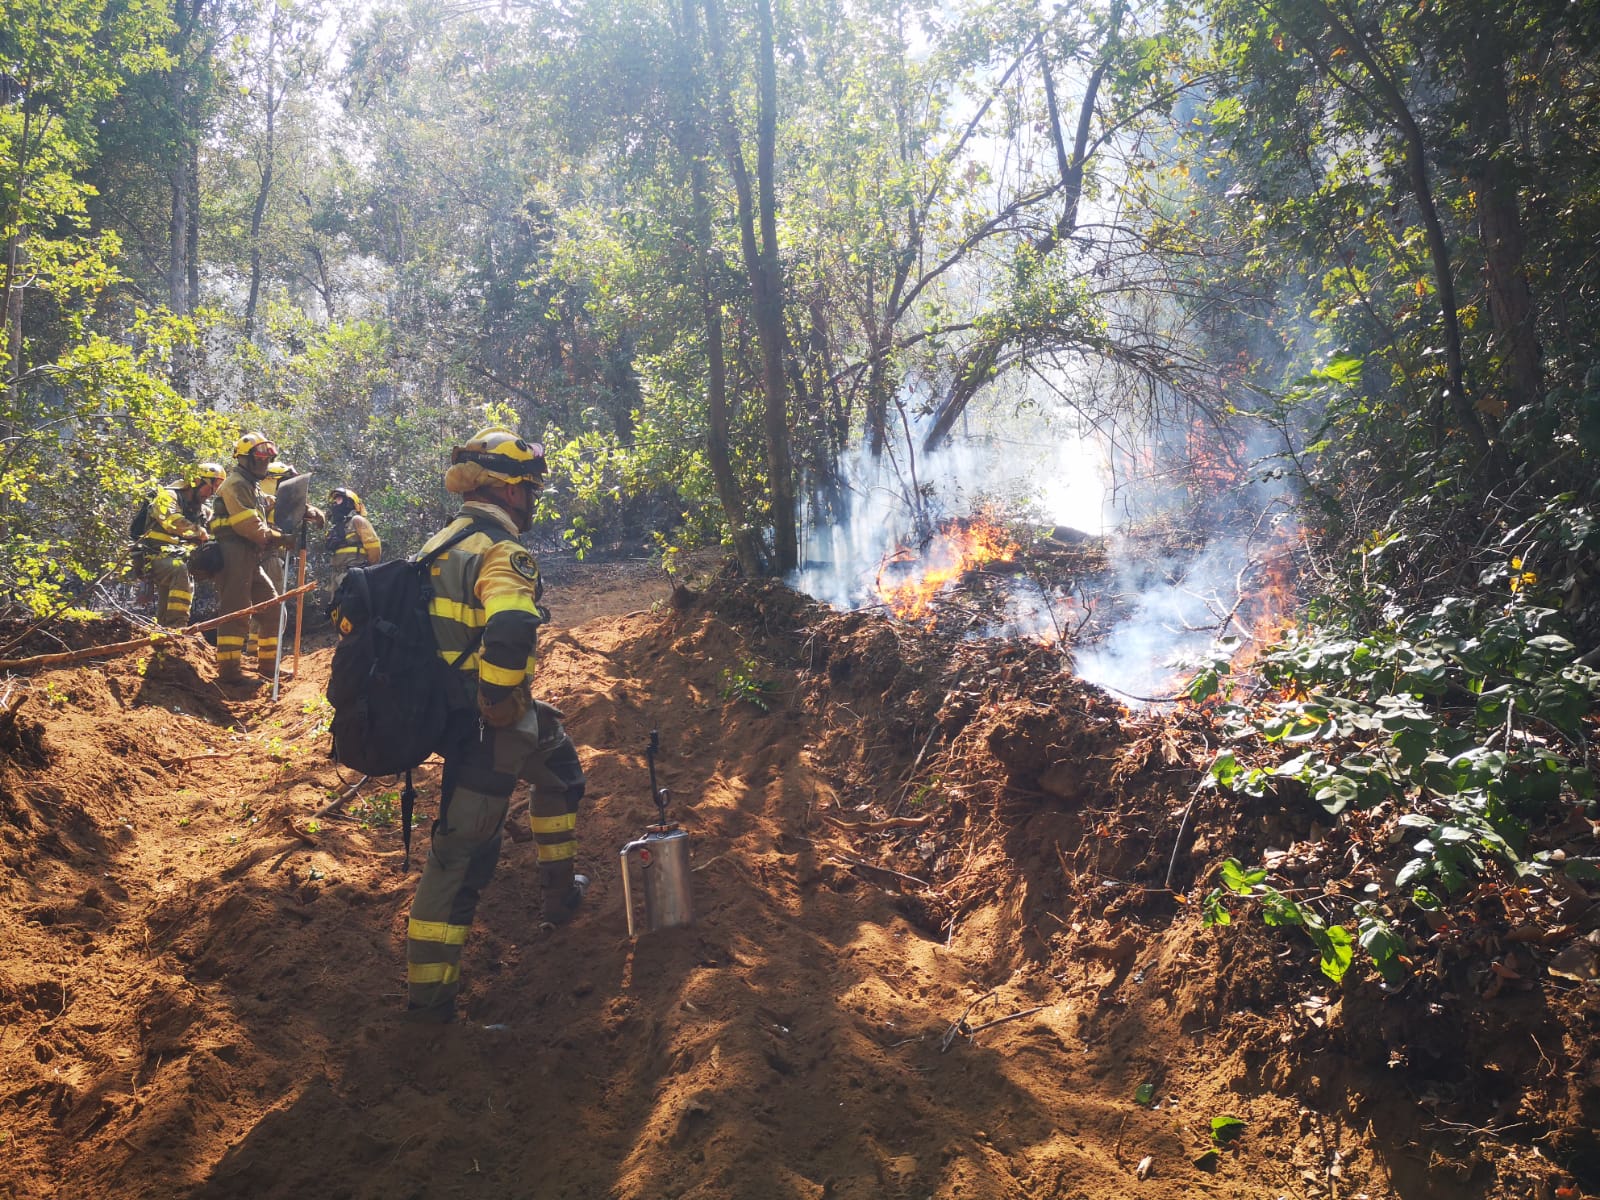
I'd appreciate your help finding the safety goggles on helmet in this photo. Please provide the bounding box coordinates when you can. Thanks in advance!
[450,428,547,485]
[232,431,278,461]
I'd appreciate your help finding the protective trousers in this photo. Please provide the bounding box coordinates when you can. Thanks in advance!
[406,703,586,1017]
[248,551,289,662]
[147,552,194,627]
[216,539,279,680]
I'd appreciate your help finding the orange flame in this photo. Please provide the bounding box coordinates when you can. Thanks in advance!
[875,515,1018,623]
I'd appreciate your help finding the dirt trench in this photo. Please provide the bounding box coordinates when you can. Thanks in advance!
[0,561,1593,1200]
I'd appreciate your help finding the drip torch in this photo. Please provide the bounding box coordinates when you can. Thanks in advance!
[619,729,693,936]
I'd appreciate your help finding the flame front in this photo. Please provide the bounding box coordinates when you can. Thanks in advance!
[875,516,1018,623]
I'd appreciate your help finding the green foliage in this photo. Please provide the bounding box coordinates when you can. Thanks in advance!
[719,656,778,712]
[0,310,231,614]
[353,790,400,830]
[1202,581,1598,983]
[1202,856,1355,984]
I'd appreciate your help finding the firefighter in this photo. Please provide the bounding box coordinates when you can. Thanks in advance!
[138,462,224,627]
[250,461,324,663]
[404,428,588,1023]
[324,487,382,597]
[210,433,293,688]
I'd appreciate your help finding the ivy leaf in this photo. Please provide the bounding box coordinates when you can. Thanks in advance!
[1209,1115,1247,1146]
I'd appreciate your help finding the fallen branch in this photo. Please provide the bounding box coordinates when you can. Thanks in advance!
[313,775,370,818]
[0,582,318,673]
[1164,774,1210,891]
[827,855,931,891]
[822,812,932,832]
[939,994,1050,1052]
[939,989,997,1052]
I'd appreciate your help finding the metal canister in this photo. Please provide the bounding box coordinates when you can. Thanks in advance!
[619,824,693,936]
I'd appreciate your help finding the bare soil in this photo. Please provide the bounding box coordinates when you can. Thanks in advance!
[1,558,1596,1200]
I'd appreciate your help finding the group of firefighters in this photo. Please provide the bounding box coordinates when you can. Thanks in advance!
[135,431,381,689]
[136,425,589,1022]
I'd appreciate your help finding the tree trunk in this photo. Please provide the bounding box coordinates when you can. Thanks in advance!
[1305,1,1493,461]
[752,0,797,572]
[243,15,280,342]
[677,0,761,575]
[1464,29,1540,416]
[704,0,797,573]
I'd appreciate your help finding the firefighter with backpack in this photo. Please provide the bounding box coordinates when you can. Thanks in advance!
[133,462,225,627]
[403,427,588,1023]
[210,433,295,689]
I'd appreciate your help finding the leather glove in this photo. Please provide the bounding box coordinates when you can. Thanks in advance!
[267,528,294,549]
[304,506,327,529]
[478,687,528,729]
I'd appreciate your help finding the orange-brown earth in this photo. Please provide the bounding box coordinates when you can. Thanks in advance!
[1,557,1596,1200]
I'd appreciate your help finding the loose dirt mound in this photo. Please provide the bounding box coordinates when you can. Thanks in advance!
[0,566,1595,1199]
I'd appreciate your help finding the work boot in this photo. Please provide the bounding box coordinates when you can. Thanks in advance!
[217,667,263,694]
[540,863,589,926]
[400,1001,456,1025]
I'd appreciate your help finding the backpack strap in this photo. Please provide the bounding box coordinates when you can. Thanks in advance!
[401,518,510,865]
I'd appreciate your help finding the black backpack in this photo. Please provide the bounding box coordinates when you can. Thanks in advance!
[325,525,484,867]
[128,492,155,540]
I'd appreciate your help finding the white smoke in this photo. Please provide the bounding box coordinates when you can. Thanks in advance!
[789,396,1298,705]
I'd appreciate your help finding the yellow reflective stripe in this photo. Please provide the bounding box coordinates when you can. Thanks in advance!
[430,597,484,627]
[217,651,242,664]
[211,507,258,528]
[536,840,577,862]
[530,812,576,834]
[407,918,470,945]
[484,593,537,618]
[217,636,245,649]
[170,590,192,601]
[332,547,359,558]
[478,659,524,687]
[437,648,480,671]
[406,961,461,984]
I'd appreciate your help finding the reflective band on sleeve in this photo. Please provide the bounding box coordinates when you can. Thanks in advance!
[211,507,259,528]
[478,659,524,687]
[484,593,538,618]
[530,812,577,834]
[407,918,470,945]
[407,961,461,984]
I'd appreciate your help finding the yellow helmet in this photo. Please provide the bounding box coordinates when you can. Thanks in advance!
[266,460,295,479]
[190,461,225,489]
[232,431,278,462]
[329,486,366,515]
[449,428,546,485]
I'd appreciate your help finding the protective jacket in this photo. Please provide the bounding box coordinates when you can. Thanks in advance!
[140,486,209,551]
[210,465,274,549]
[326,511,382,567]
[416,502,543,710]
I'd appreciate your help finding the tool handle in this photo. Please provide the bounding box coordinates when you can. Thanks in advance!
[619,839,649,938]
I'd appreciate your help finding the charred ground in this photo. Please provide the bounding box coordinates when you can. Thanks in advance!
[0,558,1596,1200]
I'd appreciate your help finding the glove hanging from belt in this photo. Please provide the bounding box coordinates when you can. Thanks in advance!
[477,686,528,729]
